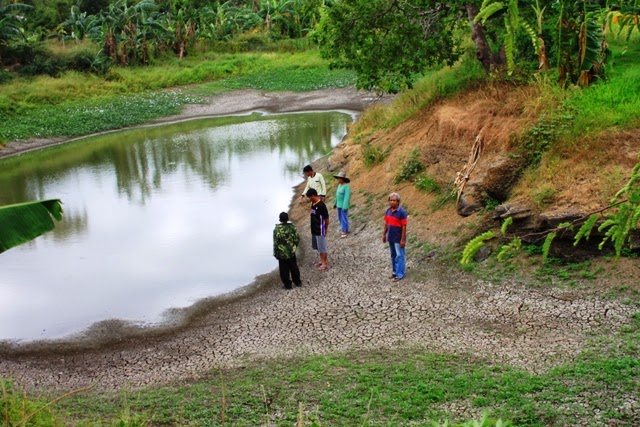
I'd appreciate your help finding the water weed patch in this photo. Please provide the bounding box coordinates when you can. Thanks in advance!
[0,91,201,141]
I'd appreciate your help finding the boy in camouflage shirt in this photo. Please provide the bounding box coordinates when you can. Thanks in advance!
[273,212,302,289]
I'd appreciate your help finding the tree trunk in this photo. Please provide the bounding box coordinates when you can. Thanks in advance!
[466,3,502,73]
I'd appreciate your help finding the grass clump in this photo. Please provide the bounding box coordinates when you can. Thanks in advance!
[362,142,389,167]
[1,380,60,426]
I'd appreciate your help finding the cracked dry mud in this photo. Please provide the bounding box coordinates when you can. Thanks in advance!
[0,219,634,392]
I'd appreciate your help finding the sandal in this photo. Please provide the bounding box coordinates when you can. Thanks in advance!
[341,233,348,238]
[389,274,396,279]
[392,277,402,282]
[317,264,329,271]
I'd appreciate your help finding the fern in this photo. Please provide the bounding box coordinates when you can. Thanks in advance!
[461,231,496,265]
[500,216,513,234]
[497,237,521,261]
[474,1,506,24]
[521,20,540,51]
[541,231,556,262]
[574,214,600,245]
[504,15,516,73]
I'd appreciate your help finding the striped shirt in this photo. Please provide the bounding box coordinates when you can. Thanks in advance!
[384,207,408,243]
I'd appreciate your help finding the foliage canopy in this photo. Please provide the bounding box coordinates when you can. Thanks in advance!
[315,0,462,93]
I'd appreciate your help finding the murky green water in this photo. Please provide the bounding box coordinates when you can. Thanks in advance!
[0,111,352,342]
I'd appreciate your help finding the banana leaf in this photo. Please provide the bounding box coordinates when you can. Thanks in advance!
[0,199,63,254]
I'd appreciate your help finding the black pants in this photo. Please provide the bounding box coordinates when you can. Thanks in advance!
[278,256,301,288]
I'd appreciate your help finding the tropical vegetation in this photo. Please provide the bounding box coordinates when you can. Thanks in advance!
[1,0,640,426]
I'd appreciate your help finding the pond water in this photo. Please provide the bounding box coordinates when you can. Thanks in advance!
[0,111,353,342]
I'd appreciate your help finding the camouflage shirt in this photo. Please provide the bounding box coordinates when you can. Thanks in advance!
[273,222,300,260]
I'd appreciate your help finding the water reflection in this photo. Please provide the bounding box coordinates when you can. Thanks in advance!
[0,111,352,342]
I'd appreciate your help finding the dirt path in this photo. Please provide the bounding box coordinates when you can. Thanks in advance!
[0,88,634,392]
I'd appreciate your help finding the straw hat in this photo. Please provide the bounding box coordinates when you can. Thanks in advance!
[333,171,350,183]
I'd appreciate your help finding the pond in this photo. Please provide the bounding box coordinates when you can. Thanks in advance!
[0,111,353,342]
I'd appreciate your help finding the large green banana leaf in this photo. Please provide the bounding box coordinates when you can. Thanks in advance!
[0,199,63,254]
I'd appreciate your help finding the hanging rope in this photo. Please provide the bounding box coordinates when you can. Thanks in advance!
[455,128,485,203]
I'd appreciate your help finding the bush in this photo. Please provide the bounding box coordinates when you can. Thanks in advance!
[394,148,425,183]
[60,48,98,73]
[0,69,13,84]
[415,174,440,193]
[3,41,106,77]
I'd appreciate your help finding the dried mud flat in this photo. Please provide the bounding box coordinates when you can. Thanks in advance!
[0,219,634,392]
[0,88,635,393]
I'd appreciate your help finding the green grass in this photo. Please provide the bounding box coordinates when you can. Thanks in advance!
[562,35,640,136]
[5,312,632,426]
[192,65,355,93]
[415,174,441,193]
[0,50,355,143]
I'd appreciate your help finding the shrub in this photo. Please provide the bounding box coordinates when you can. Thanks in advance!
[0,69,12,84]
[394,148,425,183]
[415,174,440,193]
[533,186,556,207]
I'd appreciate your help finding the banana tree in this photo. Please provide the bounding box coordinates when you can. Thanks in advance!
[0,199,63,254]
[554,0,608,87]
[61,5,99,43]
[0,2,32,63]
[474,0,544,74]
